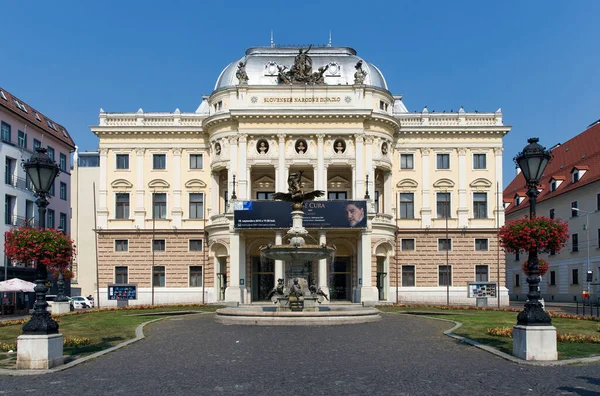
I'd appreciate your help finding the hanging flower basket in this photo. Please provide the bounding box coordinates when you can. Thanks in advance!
[521,258,549,277]
[498,216,569,254]
[4,226,76,280]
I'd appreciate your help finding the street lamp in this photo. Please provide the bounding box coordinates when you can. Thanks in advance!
[21,148,60,335]
[514,137,552,326]
[231,173,237,200]
[572,207,591,296]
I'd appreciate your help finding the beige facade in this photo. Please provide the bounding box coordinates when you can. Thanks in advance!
[83,45,510,306]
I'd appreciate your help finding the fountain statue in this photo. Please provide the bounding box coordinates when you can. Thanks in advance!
[260,171,336,311]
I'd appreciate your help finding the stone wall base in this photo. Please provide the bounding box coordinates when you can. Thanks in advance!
[512,325,557,361]
[49,302,71,314]
[17,334,64,369]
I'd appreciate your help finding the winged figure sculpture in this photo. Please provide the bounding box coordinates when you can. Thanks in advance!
[272,170,324,210]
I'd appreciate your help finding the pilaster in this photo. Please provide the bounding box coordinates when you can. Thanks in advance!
[360,230,378,302]
[457,147,468,227]
[238,134,248,199]
[97,148,108,229]
[277,133,286,192]
[317,133,325,194]
[171,147,183,228]
[225,231,242,303]
[420,148,431,227]
[494,147,505,226]
[318,231,329,298]
[134,148,146,228]
[355,134,364,199]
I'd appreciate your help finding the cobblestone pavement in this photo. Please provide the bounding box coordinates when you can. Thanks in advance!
[2,313,600,395]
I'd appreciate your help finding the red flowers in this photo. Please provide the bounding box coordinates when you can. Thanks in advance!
[498,216,569,254]
[521,258,549,276]
[4,226,76,280]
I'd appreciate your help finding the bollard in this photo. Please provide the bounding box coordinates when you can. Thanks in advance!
[576,299,579,315]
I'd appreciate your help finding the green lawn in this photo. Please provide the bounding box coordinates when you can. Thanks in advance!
[379,306,600,360]
[0,305,221,359]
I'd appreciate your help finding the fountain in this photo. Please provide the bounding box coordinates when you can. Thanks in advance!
[215,172,380,325]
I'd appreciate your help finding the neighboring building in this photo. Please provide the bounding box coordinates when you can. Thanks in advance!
[504,120,600,303]
[70,150,100,297]
[87,45,510,307]
[0,87,76,282]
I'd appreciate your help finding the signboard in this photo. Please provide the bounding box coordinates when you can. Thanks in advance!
[468,282,497,298]
[234,200,367,229]
[108,284,137,300]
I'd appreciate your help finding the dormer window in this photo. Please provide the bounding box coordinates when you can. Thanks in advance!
[45,119,57,131]
[13,99,27,113]
[514,195,522,207]
[0,90,7,100]
[571,166,588,183]
[379,100,389,111]
[572,169,580,183]
[550,180,557,192]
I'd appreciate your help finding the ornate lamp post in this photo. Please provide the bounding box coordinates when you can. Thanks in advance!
[231,173,237,200]
[514,137,552,326]
[21,148,60,335]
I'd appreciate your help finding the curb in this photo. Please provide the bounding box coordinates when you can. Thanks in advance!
[0,312,207,376]
[390,312,600,366]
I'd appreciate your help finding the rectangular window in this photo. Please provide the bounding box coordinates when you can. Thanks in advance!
[153,266,165,287]
[60,182,67,200]
[374,191,380,214]
[18,130,26,148]
[153,193,167,219]
[515,273,520,288]
[328,191,347,200]
[49,181,55,196]
[475,239,488,251]
[152,239,166,251]
[515,252,520,261]
[572,268,579,285]
[33,139,41,150]
[116,154,129,169]
[475,265,489,282]
[549,208,555,219]
[473,192,487,219]
[399,193,414,219]
[437,153,450,169]
[437,192,450,218]
[439,265,452,286]
[573,170,580,183]
[550,270,556,286]
[438,238,452,251]
[190,154,203,169]
[153,154,166,169]
[473,154,486,169]
[571,201,578,217]
[189,193,204,219]
[47,146,55,161]
[115,193,130,219]
[115,240,129,252]
[1,122,11,142]
[189,239,203,252]
[572,233,579,252]
[400,154,414,169]
[256,192,274,200]
[59,213,67,233]
[59,153,67,172]
[115,266,128,284]
[550,180,557,192]
[47,209,55,228]
[401,239,415,251]
[402,265,415,287]
[189,266,203,287]
[597,193,600,211]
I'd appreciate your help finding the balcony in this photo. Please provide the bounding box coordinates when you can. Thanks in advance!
[4,214,37,227]
[4,173,34,191]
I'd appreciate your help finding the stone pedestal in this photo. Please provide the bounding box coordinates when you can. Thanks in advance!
[50,302,70,314]
[513,325,557,361]
[359,286,379,304]
[17,333,64,369]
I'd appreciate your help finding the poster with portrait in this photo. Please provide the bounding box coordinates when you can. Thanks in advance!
[234,200,367,229]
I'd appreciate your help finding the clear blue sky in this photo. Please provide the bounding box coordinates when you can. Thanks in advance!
[1,0,598,188]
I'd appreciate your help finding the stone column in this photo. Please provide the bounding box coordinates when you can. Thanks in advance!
[97,148,108,228]
[365,136,374,205]
[225,231,242,303]
[172,148,183,228]
[354,134,365,199]
[238,134,248,199]
[228,137,238,211]
[384,171,392,214]
[457,148,468,227]
[360,230,378,303]
[210,171,220,216]
[132,148,145,228]
[277,134,286,192]
[275,232,283,282]
[494,148,505,226]
[317,134,325,193]
[239,234,247,303]
[323,164,329,198]
[318,231,329,299]
[420,148,432,227]
[313,165,318,193]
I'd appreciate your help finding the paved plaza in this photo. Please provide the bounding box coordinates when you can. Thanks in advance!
[2,313,600,395]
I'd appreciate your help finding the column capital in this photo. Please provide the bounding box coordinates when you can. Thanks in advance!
[493,147,504,155]
[99,148,109,156]
[365,136,374,145]
[135,148,145,156]
[354,134,365,143]
[278,133,286,143]
[238,133,248,143]
[457,147,468,156]
[316,133,325,142]
[172,147,182,156]
[421,148,431,155]
[229,136,239,145]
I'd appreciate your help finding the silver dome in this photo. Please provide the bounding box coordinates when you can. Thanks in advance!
[214,46,388,91]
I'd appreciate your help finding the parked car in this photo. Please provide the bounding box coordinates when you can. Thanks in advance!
[72,296,94,309]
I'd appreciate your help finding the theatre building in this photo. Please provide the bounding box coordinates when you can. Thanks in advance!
[85,44,510,306]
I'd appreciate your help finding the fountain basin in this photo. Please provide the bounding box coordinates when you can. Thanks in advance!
[260,245,336,263]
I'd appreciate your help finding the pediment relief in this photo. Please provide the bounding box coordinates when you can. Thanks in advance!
[185,179,207,189]
[328,175,350,188]
[111,179,133,189]
[433,178,455,188]
[396,178,418,189]
[255,175,275,188]
[469,178,492,188]
[148,179,170,189]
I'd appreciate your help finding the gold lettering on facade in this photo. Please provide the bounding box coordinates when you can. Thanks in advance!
[262,97,341,104]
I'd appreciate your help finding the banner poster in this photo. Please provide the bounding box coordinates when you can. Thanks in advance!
[234,200,367,229]
[108,284,138,300]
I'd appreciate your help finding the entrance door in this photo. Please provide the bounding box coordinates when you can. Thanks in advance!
[377,257,387,301]
[216,257,227,301]
[251,257,274,301]
[329,257,352,301]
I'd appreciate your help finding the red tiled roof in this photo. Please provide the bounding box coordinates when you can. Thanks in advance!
[0,87,75,149]
[504,121,600,214]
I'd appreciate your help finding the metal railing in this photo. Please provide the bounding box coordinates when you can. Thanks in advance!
[4,173,34,191]
[4,214,37,227]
